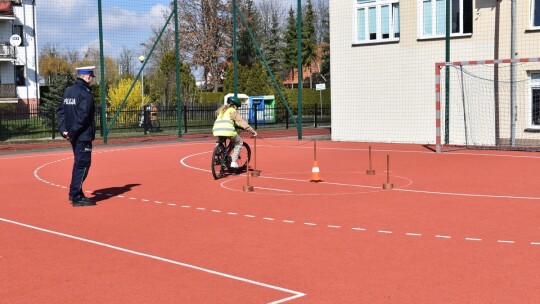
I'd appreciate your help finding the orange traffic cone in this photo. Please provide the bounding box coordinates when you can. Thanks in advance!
[310,141,322,182]
[310,161,322,182]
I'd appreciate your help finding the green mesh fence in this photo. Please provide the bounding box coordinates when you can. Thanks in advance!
[0,0,331,151]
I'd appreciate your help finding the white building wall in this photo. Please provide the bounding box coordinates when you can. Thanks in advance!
[330,0,539,145]
[14,0,38,101]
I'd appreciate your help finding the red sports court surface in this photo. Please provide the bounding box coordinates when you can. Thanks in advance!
[1,139,539,303]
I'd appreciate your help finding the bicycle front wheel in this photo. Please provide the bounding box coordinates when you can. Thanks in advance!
[226,142,251,173]
[211,144,226,179]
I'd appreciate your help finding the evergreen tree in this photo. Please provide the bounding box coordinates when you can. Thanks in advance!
[237,0,261,67]
[223,62,271,97]
[39,75,72,138]
[151,50,198,107]
[283,7,298,89]
[302,0,317,88]
[264,11,282,78]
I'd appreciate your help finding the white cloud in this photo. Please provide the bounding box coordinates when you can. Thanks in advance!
[38,0,92,15]
[37,2,170,59]
[84,3,169,30]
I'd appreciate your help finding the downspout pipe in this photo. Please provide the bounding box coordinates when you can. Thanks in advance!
[510,0,516,146]
[32,0,38,102]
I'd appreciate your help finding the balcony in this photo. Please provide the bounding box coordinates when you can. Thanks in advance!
[0,43,15,60]
[0,83,17,99]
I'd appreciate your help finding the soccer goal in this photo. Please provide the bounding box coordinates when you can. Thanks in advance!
[435,57,540,153]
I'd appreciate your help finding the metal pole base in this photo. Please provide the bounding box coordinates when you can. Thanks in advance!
[366,169,375,175]
[250,170,261,177]
[243,185,254,192]
[383,183,394,190]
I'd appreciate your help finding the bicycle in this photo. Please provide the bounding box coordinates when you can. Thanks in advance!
[211,136,252,179]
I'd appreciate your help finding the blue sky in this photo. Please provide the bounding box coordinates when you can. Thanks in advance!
[36,0,171,59]
[36,0,310,74]
[36,0,306,61]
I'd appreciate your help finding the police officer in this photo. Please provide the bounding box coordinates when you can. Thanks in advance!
[57,66,97,207]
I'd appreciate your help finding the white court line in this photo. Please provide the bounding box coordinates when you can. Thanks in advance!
[435,235,451,239]
[179,148,540,201]
[395,188,540,201]
[497,240,515,244]
[31,145,540,249]
[255,187,293,193]
[272,145,540,160]
[406,233,422,236]
[5,139,540,161]
[257,175,380,189]
[0,217,305,303]
[1,141,205,161]
[352,227,366,231]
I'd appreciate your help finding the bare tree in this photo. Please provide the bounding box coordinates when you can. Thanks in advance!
[64,47,80,66]
[314,0,329,45]
[256,0,287,50]
[178,0,231,92]
[118,47,135,76]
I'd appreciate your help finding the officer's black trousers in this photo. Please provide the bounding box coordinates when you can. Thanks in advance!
[69,140,92,198]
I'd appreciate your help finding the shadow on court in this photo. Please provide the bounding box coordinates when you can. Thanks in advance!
[91,183,141,202]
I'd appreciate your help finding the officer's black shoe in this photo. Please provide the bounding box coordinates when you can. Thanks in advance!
[69,193,95,202]
[70,195,97,207]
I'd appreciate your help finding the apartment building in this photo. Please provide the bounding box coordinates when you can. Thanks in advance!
[0,0,38,107]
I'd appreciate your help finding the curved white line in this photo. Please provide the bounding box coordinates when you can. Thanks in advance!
[0,218,305,303]
[31,143,540,247]
[255,187,293,193]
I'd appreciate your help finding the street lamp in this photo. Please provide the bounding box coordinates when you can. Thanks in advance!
[139,55,145,106]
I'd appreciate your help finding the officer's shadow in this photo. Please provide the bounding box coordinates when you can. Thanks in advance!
[90,183,141,202]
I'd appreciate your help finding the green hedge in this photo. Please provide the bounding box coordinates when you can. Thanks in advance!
[199,88,331,108]
[199,92,226,105]
[282,88,331,108]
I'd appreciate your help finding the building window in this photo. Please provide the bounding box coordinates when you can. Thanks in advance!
[532,73,540,126]
[15,65,25,86]
[418,0,472,38]
[13,24,23,45]
[355,0,400,44]
[532,0,540,28]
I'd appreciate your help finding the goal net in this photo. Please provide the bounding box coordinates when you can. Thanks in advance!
[435,58,540,152]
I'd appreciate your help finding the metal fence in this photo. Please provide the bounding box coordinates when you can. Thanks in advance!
[0,103,331,141]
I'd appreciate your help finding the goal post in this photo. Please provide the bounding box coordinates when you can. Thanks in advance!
[435,57,540,153]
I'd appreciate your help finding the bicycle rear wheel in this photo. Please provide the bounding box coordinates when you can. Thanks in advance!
[226,142,251,173]
[211,144,226,179]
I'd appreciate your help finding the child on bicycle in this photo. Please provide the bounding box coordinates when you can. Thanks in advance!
[212,96,257,168]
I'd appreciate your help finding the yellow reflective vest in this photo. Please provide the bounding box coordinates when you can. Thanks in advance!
[213,107,237,137]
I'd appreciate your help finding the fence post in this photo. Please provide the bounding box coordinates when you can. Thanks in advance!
[98,110,103,137]
[183,105,188,133]
[314,103,318,128]
[253,105,258,130]
[285,108,289,129]
[51,109,56,139]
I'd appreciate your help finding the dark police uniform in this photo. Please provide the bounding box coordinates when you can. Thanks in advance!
[57,76,96,204]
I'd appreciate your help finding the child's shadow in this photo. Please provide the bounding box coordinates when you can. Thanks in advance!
[90,184,141,202]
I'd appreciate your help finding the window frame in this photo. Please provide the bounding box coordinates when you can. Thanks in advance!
[13,24,23,45]
[531,0,540,29]
[417,0,472,39]
[353,0,400,45]
[15,65,25,86]
[530,72,540,128]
